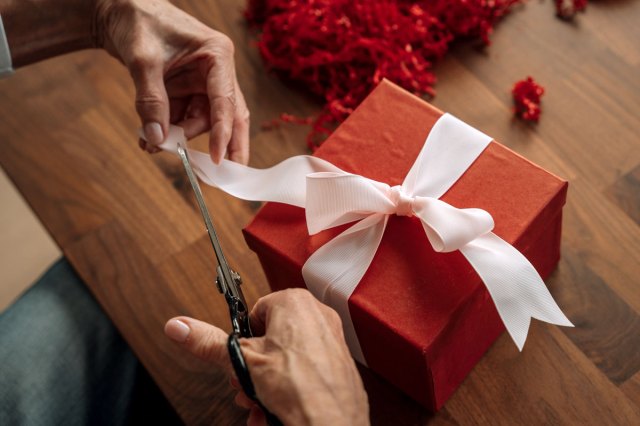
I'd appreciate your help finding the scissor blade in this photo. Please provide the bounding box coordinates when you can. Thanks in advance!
[177,143,233,282]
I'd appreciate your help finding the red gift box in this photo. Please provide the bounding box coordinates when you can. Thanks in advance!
[243,80,567,410]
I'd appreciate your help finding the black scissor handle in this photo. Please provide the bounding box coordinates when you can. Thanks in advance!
[228,333,283,426]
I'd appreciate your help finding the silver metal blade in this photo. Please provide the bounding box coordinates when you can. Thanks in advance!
[176,143,235,291]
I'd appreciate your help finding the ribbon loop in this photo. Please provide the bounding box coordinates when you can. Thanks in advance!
[305,173,396,234]
[412,197,495,252]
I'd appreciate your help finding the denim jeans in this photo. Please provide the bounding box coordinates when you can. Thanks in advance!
[0,259,181,425]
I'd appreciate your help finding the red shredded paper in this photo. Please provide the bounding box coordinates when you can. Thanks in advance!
[512,76,544,122]
[246,0,524,149]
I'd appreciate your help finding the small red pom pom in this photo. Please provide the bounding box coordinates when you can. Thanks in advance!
[512,77,545,122]
[555,0,587,20]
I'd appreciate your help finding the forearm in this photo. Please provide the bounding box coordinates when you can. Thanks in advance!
[0,0,98,67]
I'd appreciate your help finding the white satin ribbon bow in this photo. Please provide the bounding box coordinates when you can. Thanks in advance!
[150,113,572,364]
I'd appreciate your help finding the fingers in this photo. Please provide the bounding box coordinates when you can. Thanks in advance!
[176,95,211,139]
[249,288,310,336]
[164,317,232,372]
[133,34,250,165]
[249,290,301,337]
[234,391,254,410]
[249,289,346,344]
[131,60,170,147]
[235,389,266,426]
[247,406,266,426]
[228,79,250,165]
[208,95,235,164]
[185,95,209,120]
[170,97,190,124]
[248,299,268,337]
[138,138,162,154]
[249,289,306,336]
[206,35,237,164]
[166,67,205,98]
[230,376,241,390]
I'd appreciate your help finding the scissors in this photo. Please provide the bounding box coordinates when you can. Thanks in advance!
[177,143,282,426]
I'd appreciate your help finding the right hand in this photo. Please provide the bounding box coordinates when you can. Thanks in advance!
[164,288,370,426]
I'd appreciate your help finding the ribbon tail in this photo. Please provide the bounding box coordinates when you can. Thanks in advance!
[302,214,389,365]
[144,125,343,207]
[460,233,573,351]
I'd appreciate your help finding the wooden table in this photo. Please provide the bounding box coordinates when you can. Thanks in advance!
[1,1,639,424]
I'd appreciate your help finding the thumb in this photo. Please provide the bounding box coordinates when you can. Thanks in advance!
[164,317,232,372]
[132,63,170,146]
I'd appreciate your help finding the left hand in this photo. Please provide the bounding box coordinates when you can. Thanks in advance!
[95,0,250,164]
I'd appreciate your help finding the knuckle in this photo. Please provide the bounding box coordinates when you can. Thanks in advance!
[210,96,236,118]
[219,128,233,144]
[318,302,340,322]
[285,288,314,303]
[128,53,158,74]
[253,294,267,309]
[135,93,164,110]
[326,308,343,328]
[195,333,223,362]
[216,34,235,57]
[204,34,235,68]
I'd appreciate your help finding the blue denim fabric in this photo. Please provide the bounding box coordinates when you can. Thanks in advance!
[0,258,176,426]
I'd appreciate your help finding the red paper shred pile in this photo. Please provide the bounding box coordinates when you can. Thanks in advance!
[246,0,524,149]
[512,76,545,122]
[555,0,587,19]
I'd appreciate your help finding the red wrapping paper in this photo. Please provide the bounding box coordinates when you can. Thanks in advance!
[243,80,567,410]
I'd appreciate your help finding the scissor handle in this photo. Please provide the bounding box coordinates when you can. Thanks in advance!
[228,333,283,426]
[226,294,252,338]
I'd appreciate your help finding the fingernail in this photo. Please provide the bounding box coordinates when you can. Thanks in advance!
[165,319,190,343]
[144,122,164,146]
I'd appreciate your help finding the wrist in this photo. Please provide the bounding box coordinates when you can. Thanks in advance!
[277,382,369,426]
[1,0,99,67]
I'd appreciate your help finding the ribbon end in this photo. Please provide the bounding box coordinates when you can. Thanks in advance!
[553,314,574,328]
[536,311,574,328]
[507,310,574,351]
[505,315,530,352]
[504,309,575,351]
[138,124,185,153]
[530,295,575,329]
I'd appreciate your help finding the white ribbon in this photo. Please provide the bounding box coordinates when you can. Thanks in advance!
[148,114,572,363]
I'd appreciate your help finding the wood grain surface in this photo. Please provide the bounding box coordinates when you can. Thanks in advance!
[1,0,639,424]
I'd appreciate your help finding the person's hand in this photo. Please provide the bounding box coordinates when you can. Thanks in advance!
[164,289,370,426]
[95,0,250,164]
